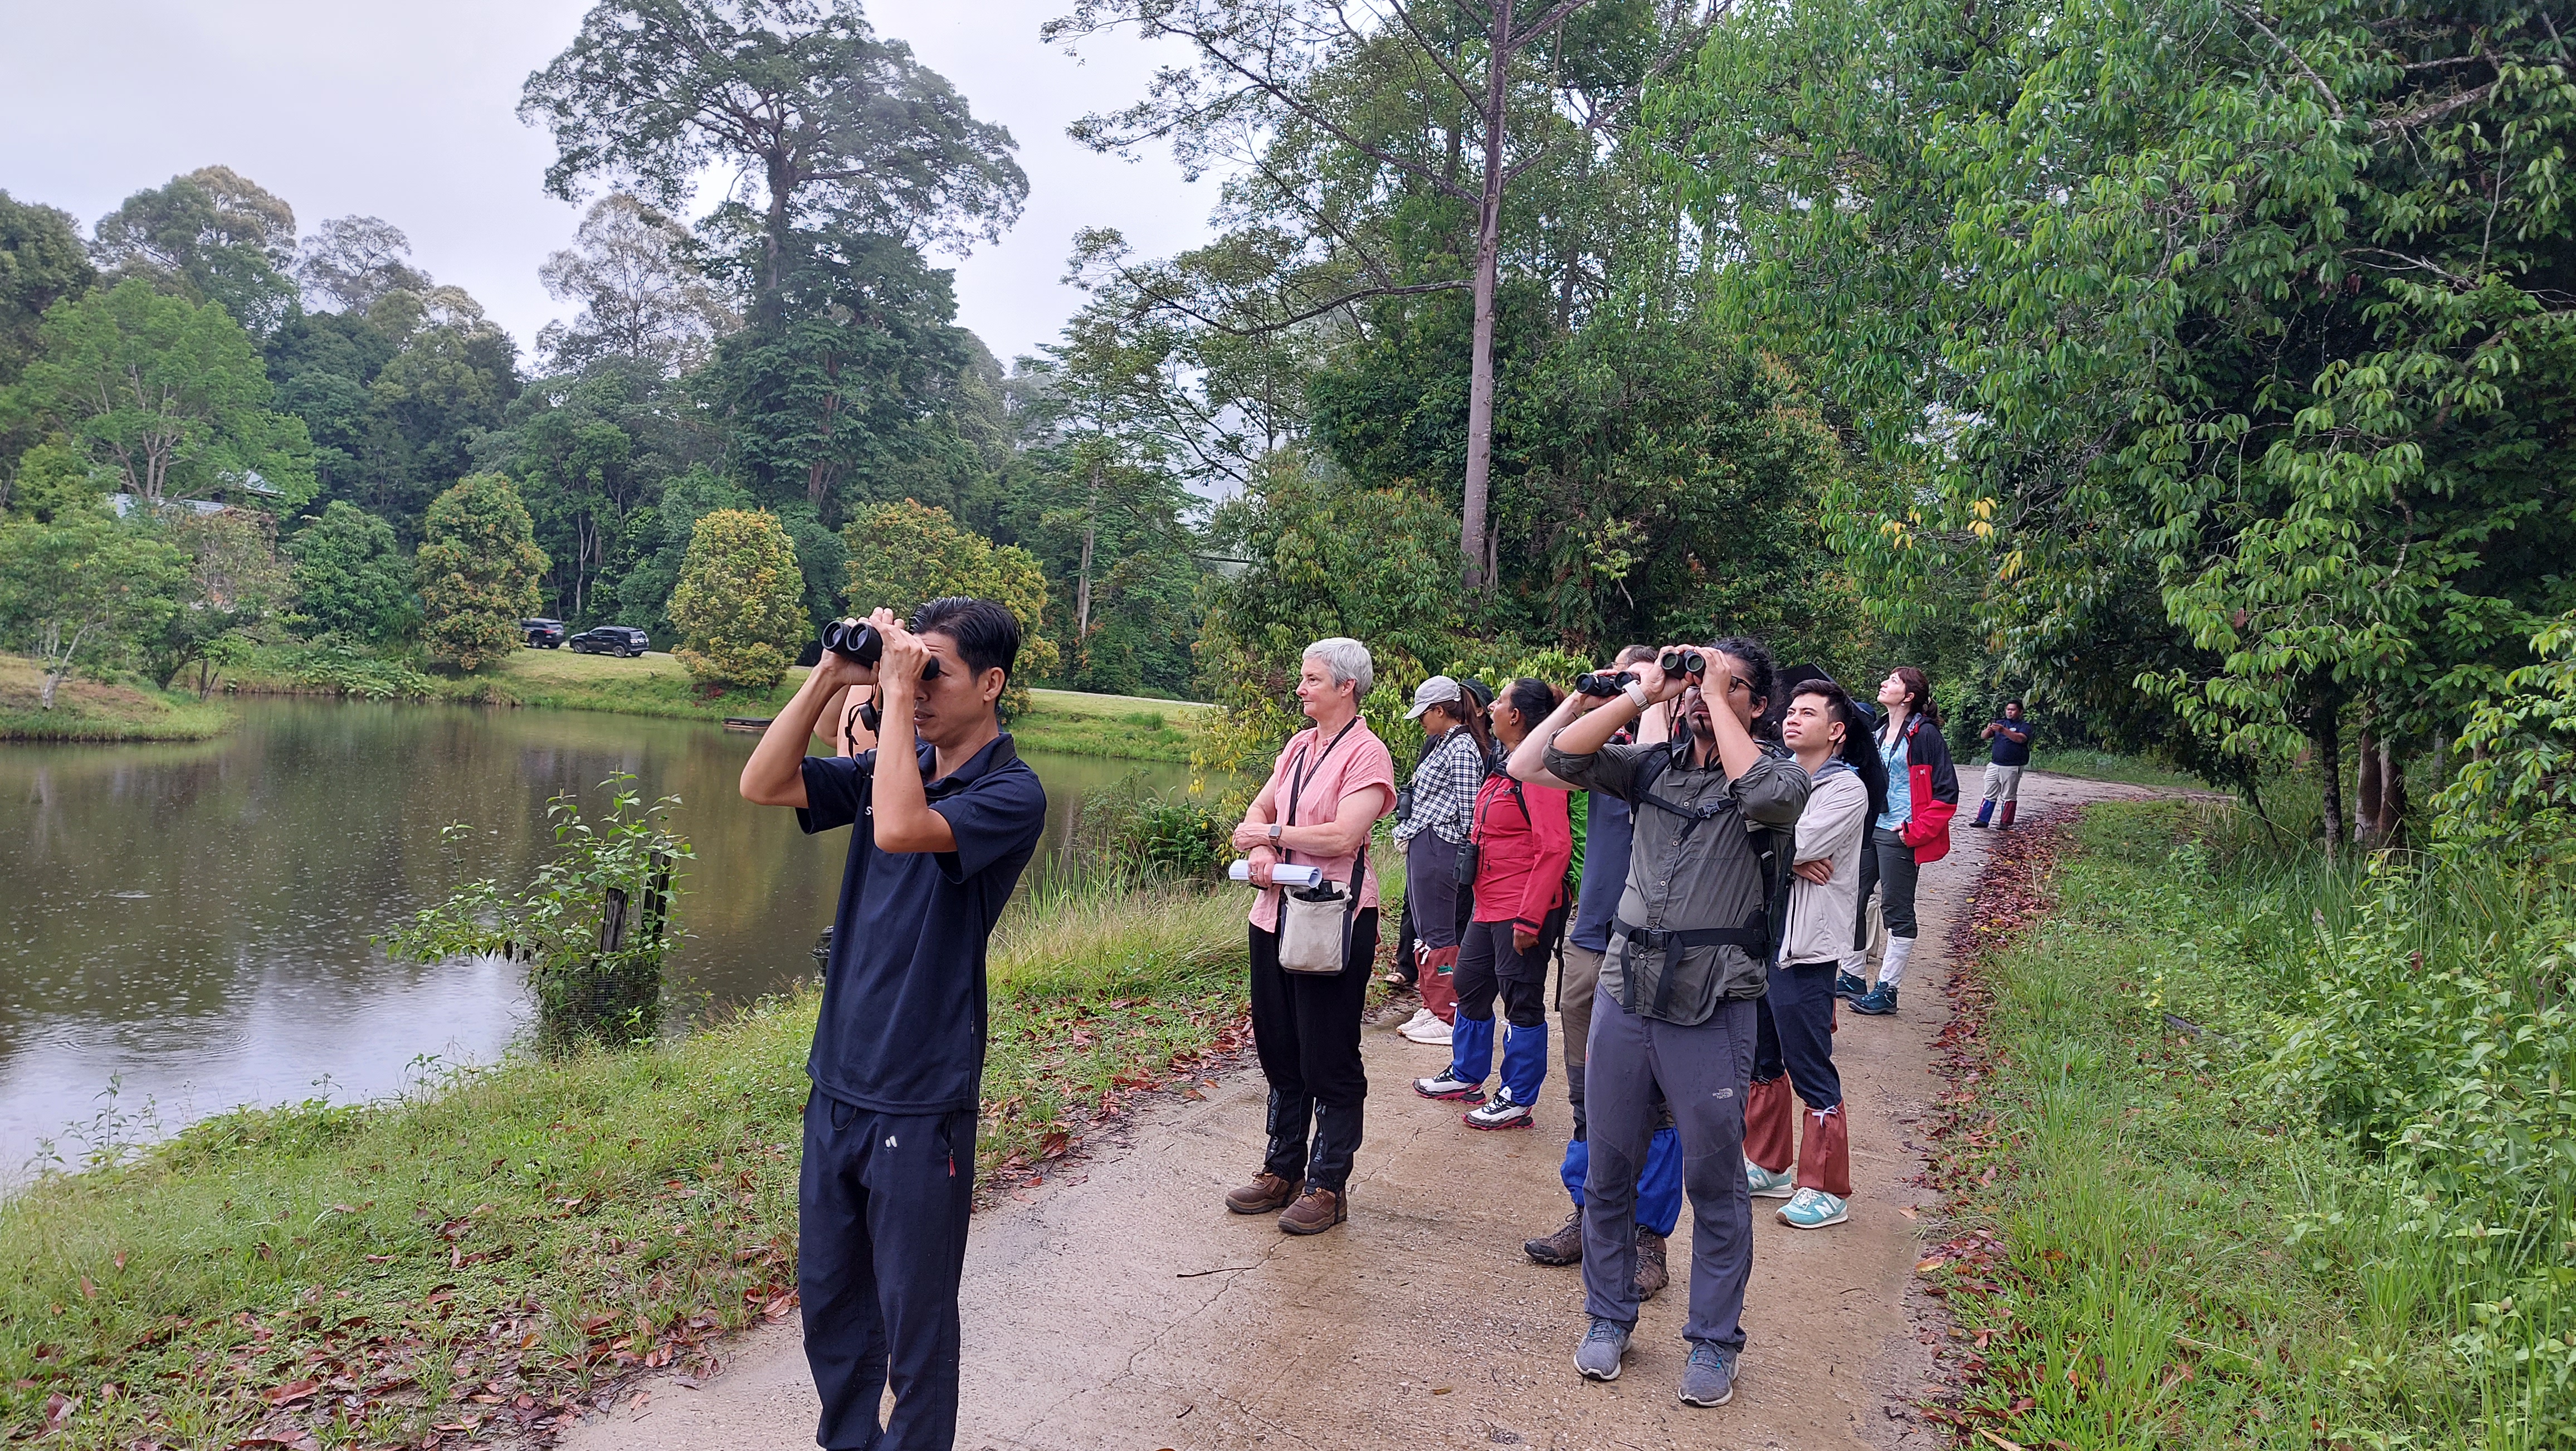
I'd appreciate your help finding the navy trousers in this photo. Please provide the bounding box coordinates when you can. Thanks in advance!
[1581,989,1758,1351]
[1753,961,1844,1111]
[799,1090,977,1450]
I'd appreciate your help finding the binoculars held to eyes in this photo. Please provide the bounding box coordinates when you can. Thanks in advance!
[822,619,943,680]
[1574,670,1637,699]
[1661,649,1707,678]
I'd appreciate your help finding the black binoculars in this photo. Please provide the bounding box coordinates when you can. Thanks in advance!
[1574,670,1637,698]
[1661,649,1707,678]
[821,619,941,679]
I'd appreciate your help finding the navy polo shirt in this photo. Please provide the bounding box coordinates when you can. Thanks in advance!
[1570,789,1635,955]
[796,733,1047,1116]
[1988,717,2034,766]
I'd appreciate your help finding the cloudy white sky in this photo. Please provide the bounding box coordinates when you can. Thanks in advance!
[0,0,1213,367]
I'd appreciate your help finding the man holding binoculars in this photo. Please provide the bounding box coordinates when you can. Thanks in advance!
[739,598,1048,1451]
[1540,638,1809,1410]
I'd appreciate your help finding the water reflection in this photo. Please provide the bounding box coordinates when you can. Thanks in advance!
[0,700,1198,1178]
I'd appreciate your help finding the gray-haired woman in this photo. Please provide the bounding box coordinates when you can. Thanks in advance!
[1224,637,1398,1234]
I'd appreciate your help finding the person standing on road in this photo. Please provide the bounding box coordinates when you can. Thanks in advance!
[1971,700,2033,830]
[1744,678,1882,1232]
[1222,637,1398,1235]
[1507,646,1685,1302]
[1412,678,1573,1128]
[1545,638,1810,1410]
[1840,667,1958,1017]
[739,598,1049,1451]
[1391,675,1490,1045]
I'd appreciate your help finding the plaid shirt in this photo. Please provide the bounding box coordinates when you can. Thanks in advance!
[1396,726,1487,846]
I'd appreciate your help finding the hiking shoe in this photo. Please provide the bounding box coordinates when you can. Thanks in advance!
[1834,971,1868,1000]
[1746,1162,1796,1199]
[1399,1014,1453,1046]
[1224,1171,1301,1215]
[1574,1317,1632,1381]
[1413,1067,1485,1101]
[1633,1230,1670,1301]
[1525,1209,1584,1265]
[1463,1093,1533,1130]
[1677,1341,1736,1406]
[1277,1185,1346,1235]
[1850,984,1899,1016]
[1778,1186,1849,1229]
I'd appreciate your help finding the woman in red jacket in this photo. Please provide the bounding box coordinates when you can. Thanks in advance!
[1414,678,1573,1129]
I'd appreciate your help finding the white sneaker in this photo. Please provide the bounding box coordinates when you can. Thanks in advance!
[1399,1006,1434,1030]
[1399,1015,1453,1046]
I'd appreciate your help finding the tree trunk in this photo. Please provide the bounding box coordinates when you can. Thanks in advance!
[2318,712,2346,865]
[2354,720,2383,845]
[1077,461,1099,640]
[1458,0,1514,591]
[2377,740,2407,845]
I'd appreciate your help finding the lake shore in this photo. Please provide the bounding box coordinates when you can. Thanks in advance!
[0,654,233,743]
[216,646,1210,763]
[0,882,1253,1449]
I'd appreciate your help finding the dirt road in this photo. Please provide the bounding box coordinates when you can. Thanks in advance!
[562,772,2152,1450]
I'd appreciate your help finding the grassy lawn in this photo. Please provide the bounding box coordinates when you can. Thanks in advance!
[0,882,1250,1449]
[1923,802,2486,1449]
[0,654,233,742]
[224,645,1211,763]
[2024,745,2215,792]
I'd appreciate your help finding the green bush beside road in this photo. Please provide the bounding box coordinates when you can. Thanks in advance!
[1932,800,2576,1449]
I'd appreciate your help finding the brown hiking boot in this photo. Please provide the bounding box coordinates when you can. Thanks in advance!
[1525,1209,1584,1265]
[1224,1171,1301,1215]
[1277,1185,1346,1235]
[1632,1230,1670,1301]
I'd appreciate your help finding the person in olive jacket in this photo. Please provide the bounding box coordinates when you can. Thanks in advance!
[1544,637,1809,1411]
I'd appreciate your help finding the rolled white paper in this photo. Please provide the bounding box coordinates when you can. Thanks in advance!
[1228,859,1322,887]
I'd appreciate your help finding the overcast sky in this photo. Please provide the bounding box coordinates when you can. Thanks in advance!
[0,0,1213,368]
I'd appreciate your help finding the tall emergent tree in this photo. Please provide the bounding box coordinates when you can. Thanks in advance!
[1047,0,1710,586]
[416,473,548,670]
[90,166,301,336]
[538,193,736,375]
[668,507,807,690]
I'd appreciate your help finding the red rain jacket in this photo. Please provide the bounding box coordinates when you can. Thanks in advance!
[1467,773,1572,932]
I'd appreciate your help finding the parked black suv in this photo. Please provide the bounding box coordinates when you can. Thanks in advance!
[569,625,651,658]
[521,617,566,648]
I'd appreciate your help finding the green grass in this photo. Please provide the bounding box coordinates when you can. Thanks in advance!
[223,645,1209,762]
[0,653,234,742]
[1008,688,1208,763]
[1928,801,2481,1449]
[0,880,1250,1448]
[2026,745,2216,792]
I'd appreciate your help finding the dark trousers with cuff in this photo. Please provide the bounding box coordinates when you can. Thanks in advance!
[1451,908,1564,1107]
[1250,910,1379,1192]
[1854,826,1921,939]
[798,1090,977,1451]
[1748,960,1853,1197]
[1582,988,1758,1351]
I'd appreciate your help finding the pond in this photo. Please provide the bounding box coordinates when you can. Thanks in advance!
[0,700,1200,1180]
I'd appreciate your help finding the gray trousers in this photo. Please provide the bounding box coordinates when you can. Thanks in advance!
[1579,987,1757,1350]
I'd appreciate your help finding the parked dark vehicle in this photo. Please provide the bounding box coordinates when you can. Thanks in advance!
[521,618,566,648]
[569,626,651,658]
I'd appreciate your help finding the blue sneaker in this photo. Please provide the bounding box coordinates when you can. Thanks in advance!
[1574,1317,1631,1381]
[1850,983,1899,1016]
[1679,1340,1736,1406]
[1835,971,1868,1000]
[1778,1186,1849,1229]
[1746,1162,1796,1199]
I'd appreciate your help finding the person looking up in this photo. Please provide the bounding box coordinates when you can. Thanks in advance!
[738,598,1048,1451]
[1972,700,2034,830]
[1744,678,1883,1232]
[1840,666,1958,1016]
[1545,637,1811,1411]
[1506,647,1685,1301]
[1222,637,1397,1235]
[1392,675,1490,1045]
[1413,678,1573,1129]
